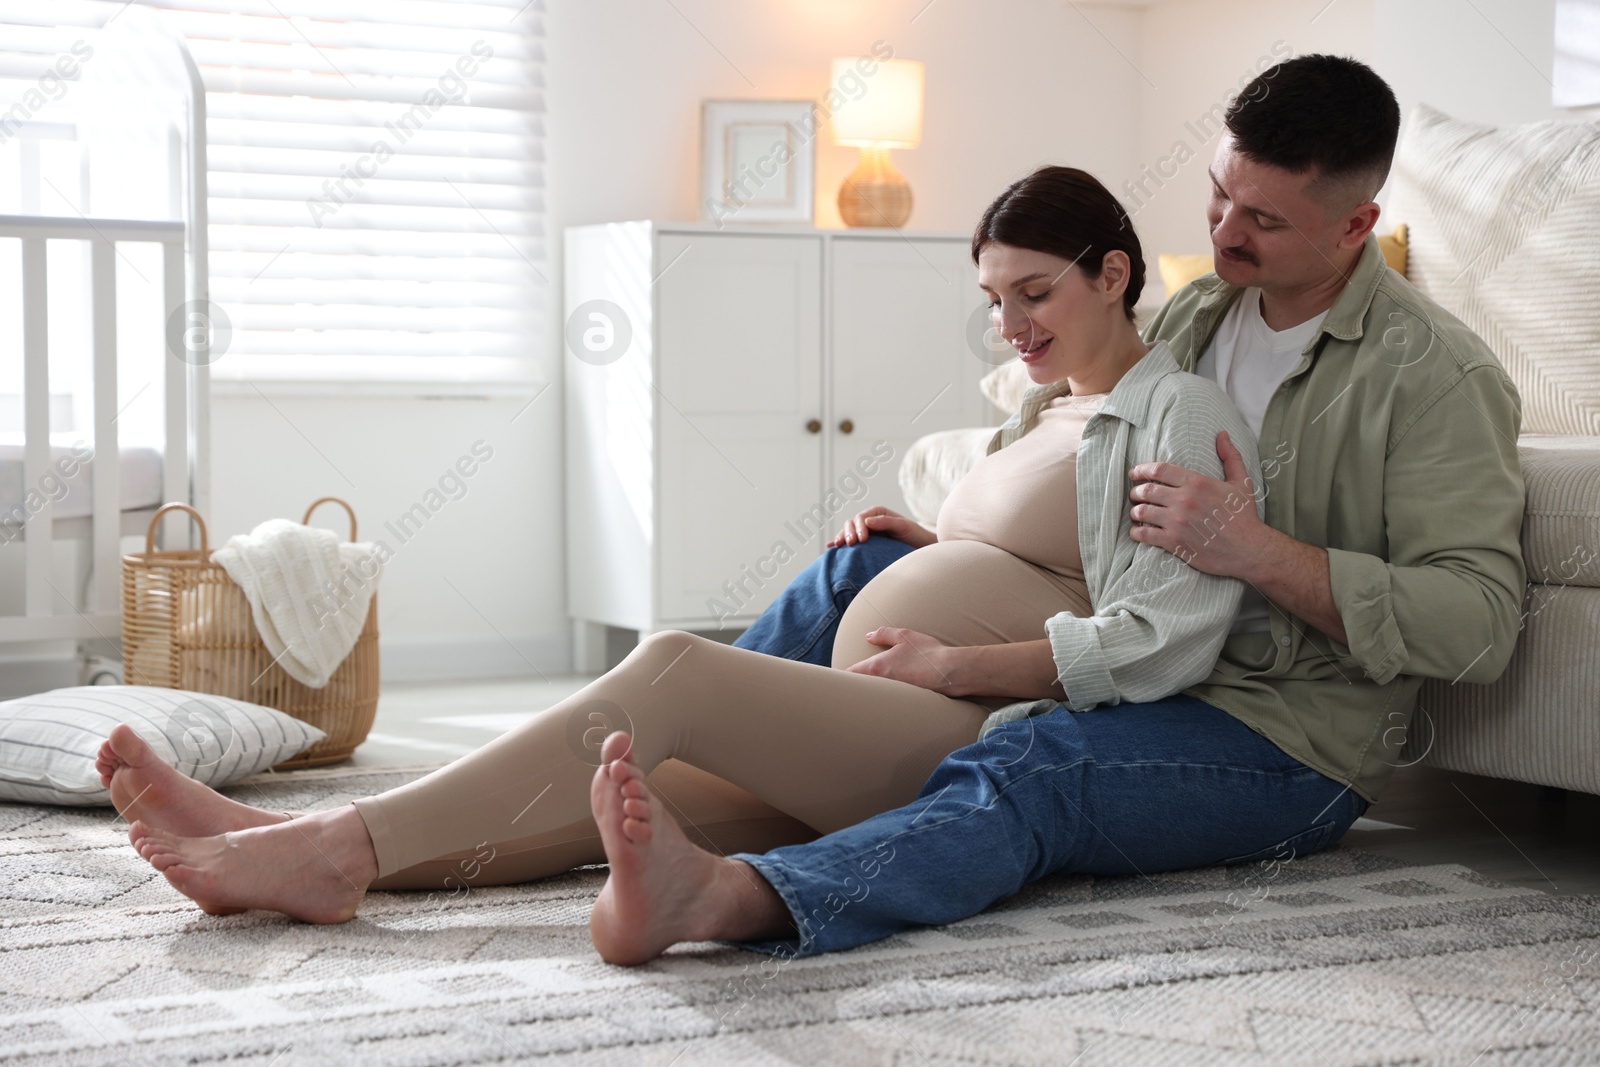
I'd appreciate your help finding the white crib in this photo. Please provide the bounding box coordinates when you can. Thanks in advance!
[0,10,209,668]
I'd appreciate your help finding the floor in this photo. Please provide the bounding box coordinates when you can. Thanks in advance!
[1345,757,1600,896]
[351,675,597,767]
[360,674,1600,897]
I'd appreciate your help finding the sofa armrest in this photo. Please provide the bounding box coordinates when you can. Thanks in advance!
[980,359,1031,416]
[899,427,994,526]
[1518,435,1600,587]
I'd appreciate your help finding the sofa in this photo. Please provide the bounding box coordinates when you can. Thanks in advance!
[900,105,1600,796]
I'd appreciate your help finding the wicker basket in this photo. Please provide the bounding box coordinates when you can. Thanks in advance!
[121,497,380,768]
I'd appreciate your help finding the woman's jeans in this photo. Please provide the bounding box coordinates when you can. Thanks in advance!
[732,537,916,665]
[728,695,1368,958]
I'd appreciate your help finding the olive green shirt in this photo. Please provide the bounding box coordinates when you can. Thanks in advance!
[1143,233,1526,803]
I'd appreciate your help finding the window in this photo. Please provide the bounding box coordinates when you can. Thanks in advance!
[0,0,547,392]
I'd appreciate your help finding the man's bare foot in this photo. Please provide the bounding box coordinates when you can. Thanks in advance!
[128,804,378,924]
[588,731,795,965]
[96,723,290,837]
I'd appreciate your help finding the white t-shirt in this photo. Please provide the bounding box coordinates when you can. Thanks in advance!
[1194,287,1328,634]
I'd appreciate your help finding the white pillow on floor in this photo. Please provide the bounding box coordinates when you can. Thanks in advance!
[0,686,325,806]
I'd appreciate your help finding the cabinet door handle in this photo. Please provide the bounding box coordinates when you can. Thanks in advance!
[838,419,854,434]
[805,418,822,434]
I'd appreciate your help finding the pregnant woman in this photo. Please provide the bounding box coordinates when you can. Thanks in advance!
[99,167,1298,956]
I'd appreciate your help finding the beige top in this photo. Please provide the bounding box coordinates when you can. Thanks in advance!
[834,343,1262,732]
[828,392,1107,703]
[935,392,1109,580]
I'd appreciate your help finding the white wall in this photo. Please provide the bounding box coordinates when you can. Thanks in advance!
[1130,0,1377,267]
[1376,0,1599,128]
[208,393,564,681]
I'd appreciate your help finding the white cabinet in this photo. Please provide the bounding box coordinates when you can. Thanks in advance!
[564,222,997,667]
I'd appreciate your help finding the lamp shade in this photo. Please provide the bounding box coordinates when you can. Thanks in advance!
[830,57,923,149]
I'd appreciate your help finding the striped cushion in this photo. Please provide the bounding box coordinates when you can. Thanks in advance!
[0,686,324,806]
[1392,104,1600,435]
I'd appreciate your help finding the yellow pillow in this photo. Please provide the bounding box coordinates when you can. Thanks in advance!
[1158,254,1214,299]
[1158,224,1409,298]
[1378,223,1407,275]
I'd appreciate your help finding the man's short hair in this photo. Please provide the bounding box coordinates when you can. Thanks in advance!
[1226,54,1401,211]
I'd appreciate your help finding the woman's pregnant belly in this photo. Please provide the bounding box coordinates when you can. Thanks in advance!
[830,539,1093,707]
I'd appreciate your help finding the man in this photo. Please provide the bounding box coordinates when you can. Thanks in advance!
[586,54,1526,964]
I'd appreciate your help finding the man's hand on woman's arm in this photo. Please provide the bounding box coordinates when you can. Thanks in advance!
[1126,430,1349,646]
[826,506,937,550]
[844,627,1064,700]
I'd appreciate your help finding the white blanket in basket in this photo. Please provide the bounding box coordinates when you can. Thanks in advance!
[213,519,384,688]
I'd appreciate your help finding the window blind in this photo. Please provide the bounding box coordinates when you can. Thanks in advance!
[0,0,547,390]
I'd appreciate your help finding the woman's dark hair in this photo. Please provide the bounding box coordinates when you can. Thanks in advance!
[971,165,1145,321]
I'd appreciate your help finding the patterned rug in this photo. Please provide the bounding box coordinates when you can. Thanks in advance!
[3,765,1599,1065]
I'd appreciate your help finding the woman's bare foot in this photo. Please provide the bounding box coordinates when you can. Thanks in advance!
[588,731,795,965]
[128,804,378,924]
[96,723,290,837]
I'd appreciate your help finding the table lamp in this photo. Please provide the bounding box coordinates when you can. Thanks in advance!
[830,57,923,227]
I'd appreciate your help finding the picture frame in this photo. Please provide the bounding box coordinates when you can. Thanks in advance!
[699,99,816,225]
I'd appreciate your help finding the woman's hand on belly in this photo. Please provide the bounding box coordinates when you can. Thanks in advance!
[845,627,1067,702]
[843,627,959,692]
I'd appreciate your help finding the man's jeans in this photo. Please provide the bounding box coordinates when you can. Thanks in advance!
[732,537,915,665]
[724,540,1366,958]
[728,695,1367,958]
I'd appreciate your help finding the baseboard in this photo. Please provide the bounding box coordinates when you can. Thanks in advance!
[0,640,119,699]
[0,633,576,695]
[0,653,80,699]
[377,633,573,683]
